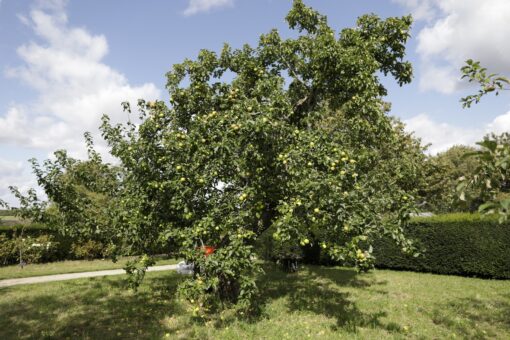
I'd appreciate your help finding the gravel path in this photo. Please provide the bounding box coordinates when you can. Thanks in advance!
[0,264,179,288]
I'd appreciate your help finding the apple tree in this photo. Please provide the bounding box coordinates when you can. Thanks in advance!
[97,0,420,313]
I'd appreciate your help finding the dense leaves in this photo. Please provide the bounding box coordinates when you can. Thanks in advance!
[420,145,481,213]
[457,134,510,221]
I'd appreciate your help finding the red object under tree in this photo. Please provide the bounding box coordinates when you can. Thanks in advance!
[202,246,215,256]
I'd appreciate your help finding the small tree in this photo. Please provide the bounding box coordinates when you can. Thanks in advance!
[8,132,123,257]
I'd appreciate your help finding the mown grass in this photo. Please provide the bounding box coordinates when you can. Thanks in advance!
[0,257,180,280]
[0,263,509,339]
[0,215,21,227]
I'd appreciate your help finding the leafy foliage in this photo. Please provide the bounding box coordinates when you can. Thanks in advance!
[0,233,60,266]
[457,134,510,221]
[17,133,123,250]
[461,59,510,108]
[459,60,510,221]
[71,240,106,260]
[420,145,481,213]
[0,225,122,265]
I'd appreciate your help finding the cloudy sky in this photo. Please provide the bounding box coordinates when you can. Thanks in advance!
[1,0,510,205]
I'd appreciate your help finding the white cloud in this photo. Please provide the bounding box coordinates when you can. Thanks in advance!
[183,0,234,16]
[418,63,460,94]
[405,109,510,154]
[1,2,161,158]
[0,1,160,204]
[486,110,510,135]
[393,0,437,21]
[396,0,510,94]
[0,159,38,206]
[404,113,481,154]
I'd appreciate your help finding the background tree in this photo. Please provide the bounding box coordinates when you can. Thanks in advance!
[457,134,510,221]
[420,145,481,213]
[9,132,123,257]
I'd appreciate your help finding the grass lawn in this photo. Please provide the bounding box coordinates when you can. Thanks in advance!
[0,215,20,227]
[0,264,509,339]
[0,257,180,280]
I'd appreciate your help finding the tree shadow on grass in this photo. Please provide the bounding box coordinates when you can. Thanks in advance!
[0,265,400,338]
[256,263,400,334]
[0,273,185,339]
[430,294,510,339]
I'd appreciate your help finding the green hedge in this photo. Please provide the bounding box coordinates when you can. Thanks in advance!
[0,224,74,264]
[0,224,168,266]
[373,213,510,279]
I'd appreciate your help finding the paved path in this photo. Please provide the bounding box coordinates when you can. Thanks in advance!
[0,264,179,288]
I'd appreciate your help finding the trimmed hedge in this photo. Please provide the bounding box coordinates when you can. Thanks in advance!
[374,213,510,279]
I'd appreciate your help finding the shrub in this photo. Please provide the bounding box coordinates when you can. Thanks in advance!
[0,234,16,265]
[373,213,510,279]
[0,225,117,265]
[71,240,105,260]
[0,234,60,265]
[21,234,60,264]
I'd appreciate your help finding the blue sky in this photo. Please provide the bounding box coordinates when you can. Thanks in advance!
[1,0,510,204]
